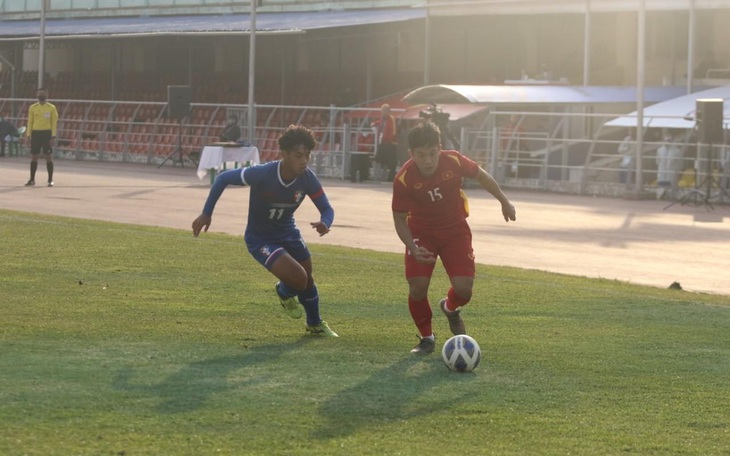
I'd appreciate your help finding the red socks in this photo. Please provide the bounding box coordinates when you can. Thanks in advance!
[446,287,470,312]
[409,288,471,335]
[408,295,433,337]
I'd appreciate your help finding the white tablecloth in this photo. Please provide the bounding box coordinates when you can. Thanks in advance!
[196,145,260,179]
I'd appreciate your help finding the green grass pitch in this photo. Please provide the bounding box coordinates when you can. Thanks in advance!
[1,209,729,455]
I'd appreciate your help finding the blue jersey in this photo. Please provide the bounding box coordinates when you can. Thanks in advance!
[202,161,334,244]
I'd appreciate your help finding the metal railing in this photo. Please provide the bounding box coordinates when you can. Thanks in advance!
[461,109,729,200]
[0,98,383,180]
[3,97,729,200]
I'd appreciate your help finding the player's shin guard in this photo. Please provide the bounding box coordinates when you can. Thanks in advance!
[30,160,38,181]
[408,295,433,337]
[298,283,321,327]
[47,162,54,181]
[446,287,471,312]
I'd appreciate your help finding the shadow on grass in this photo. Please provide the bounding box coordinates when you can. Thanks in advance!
[112,338,312,413]
[312,356,474,439]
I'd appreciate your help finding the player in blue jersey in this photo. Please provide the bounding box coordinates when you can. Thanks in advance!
[192,125,338,337]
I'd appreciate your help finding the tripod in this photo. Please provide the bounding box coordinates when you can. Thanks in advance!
[664,142,730,211]
[157,117,198,168]
[436,120,461,150]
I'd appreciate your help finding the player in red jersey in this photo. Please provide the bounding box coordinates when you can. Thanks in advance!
[391,121,516,354]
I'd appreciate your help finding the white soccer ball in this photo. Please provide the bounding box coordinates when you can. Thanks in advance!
[441,335,481,373]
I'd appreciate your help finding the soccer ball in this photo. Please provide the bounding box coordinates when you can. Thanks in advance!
[441,335,481,373]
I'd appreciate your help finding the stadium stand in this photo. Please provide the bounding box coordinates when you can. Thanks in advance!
[0,70,385,106]
[0,57,409,177]
[0,94,386,170]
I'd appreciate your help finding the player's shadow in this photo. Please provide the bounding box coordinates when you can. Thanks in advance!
[112,338,311,414]
[312,356,474,439]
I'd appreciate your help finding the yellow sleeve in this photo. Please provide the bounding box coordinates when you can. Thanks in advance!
[27,105,34,136]
[51,106,58,136]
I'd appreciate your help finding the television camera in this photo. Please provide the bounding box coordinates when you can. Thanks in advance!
[419,102,451,125]
[418,102,460,150]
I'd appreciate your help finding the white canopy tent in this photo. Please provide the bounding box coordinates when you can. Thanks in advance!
[605,85,730,130]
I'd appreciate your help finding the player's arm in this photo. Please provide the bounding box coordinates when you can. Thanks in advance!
[309,187,334,237]
[51,106,58,138]
[192,168,245,237]
[474,167,516,222]
[26,105,34,137]
[392,211,435,264]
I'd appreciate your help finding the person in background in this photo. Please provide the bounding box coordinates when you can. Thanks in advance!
[0,112,17,158]
[391,121,516,355]
[25,87,59,186]
[722,131,730,191]
[219,114,241,142]
[618,129,635,187]
[655,132,683,199]
[372,104,399,181]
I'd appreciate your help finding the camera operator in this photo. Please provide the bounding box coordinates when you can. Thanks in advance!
[220,114,241,143]
[372,104,399,181]
[419,103,460,150]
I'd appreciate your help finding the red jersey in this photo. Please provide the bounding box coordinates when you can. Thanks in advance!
[372,114,397,144]
[392,150,480,232]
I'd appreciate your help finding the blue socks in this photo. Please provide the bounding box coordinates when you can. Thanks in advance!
[298,284,321,327]
[277,281,298,299]
[277,281,322,326]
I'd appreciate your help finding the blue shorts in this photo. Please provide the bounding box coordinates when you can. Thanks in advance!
[247,234,311,271]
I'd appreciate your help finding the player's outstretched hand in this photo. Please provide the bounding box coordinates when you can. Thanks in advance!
[311,221,330,237]
[192,213,212,237]
[502,202,516,222]
[410,245,436,264]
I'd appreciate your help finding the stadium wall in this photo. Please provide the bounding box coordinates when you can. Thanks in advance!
[4,4,730,100]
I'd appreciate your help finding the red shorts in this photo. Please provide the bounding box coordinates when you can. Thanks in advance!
[405,222,475,279]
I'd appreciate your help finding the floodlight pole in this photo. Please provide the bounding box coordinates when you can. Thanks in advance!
[582,0,591,86]
[686,0,696,94]
[247,0,257,143]
[38,0,47,88]
[635,0,646,194]
[424,0,431,85]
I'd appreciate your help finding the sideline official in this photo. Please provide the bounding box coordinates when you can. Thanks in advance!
[25,87,59,187]
[373,103,398,181]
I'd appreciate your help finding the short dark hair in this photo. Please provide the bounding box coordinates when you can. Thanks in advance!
[37,87,48,92]
[278,124,317,152]
[407,121,441,150]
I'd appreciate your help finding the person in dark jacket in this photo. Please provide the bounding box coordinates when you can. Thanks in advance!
[220,115,241,142]
[0,113,17,157]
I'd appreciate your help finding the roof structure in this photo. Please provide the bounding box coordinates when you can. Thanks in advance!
[402,84,690,106]
[0,8,425,39]
[605,85,730,129]
[427,0,728,16]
